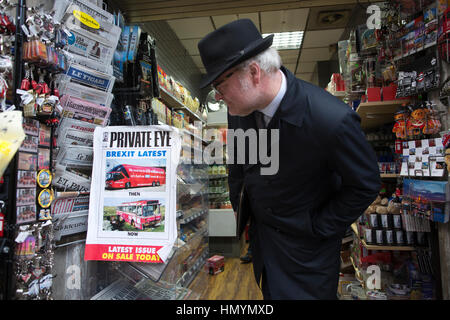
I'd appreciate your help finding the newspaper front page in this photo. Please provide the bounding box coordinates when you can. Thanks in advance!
[85,125,181,263]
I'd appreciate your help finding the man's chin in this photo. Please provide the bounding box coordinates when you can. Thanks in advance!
[228,108,252,117]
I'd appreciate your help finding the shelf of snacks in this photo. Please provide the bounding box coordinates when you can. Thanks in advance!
[356,100,410,129]
[159,86,205,124]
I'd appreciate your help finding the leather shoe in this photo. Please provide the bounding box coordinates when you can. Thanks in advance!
[240,253,252,264]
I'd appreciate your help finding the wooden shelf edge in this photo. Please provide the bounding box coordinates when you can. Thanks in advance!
[357,99,409,109]
[380,173,399,178]
[361,239,416,251]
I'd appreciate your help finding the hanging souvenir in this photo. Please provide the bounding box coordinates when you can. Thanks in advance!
[392,109,408,139]
[423,103,441,135]
[20,63,31,91]
[407,104,426,137]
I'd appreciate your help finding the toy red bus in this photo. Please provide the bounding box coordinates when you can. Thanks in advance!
[205,255,225,275]
[106,164,165,189]
[116,200,162,230]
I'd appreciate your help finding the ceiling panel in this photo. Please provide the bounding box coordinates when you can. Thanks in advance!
[296,62,316,73]
[260,8,309,34]
[212,15,236,29]
[167,17,214,39]
[302,28,345,49]
[236,12,260,32]
[191,56,206,74]
[180,38,202,56]
[299,47,332,62]
[284,63,297,74]
[306,5,353,31]
[210,13,260,31]
[278,49,299,64]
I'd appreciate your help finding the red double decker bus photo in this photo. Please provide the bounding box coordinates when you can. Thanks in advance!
[108,200,163,231]
[105,164,166,190]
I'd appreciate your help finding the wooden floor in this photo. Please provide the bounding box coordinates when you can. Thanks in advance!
[188,242,263,300]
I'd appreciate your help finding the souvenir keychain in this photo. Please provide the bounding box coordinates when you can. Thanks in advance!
[35,69,50,96]
[20,63,31,91]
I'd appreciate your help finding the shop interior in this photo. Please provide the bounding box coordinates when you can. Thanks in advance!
[0,0,449,300]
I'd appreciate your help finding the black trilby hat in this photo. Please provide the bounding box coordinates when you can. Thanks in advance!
[198,19,274,89]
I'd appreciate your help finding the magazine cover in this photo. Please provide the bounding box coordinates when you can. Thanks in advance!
[85,125,181,263]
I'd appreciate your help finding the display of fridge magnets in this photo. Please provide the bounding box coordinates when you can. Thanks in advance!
[38,148,50,170]
[38,208,51,221]
[400,157,409,176]
[429,138,436,147]
[16,188,36,206]
[19,135,38,153]
[16,205,37,224]
[17,170,36,188]
[18,152,37,171]
[37,169,52,188]
[430,156,445,177]
[403,145,409,156]
[38,189,53,209]
[38,125,51,147]
[22,118,39,136]
[422,156,430,176]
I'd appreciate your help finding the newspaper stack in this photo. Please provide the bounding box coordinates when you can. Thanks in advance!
[51,0,120,230]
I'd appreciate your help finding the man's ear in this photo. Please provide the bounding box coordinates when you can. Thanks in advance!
[248,62,261,85]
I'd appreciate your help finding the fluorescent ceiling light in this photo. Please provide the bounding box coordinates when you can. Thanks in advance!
[263,31,304,50]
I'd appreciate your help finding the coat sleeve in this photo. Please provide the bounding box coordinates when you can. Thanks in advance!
[227,114,244,212]
[311,110,381,239]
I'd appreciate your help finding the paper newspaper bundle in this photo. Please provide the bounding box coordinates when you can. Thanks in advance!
[51,195,90,241]
[56,145,93,168]
[53,163,91,192]
[57,80,114,108]
[56,118,98,148]
[58,2,121,67]
[60,94,111,126]
[61,63,116,93]
[65,51,114,75]
[53,0,115,25]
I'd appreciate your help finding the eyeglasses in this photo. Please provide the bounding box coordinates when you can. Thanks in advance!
[211,69,237,96]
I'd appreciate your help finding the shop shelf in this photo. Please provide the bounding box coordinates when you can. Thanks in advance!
[178,248,209,288]
[208,174,228,179]
[182,128,207,144]
[356,99,410,130]
[360,239,416,251]
[340,258,353,269]
[179,209,208,225]
[159,87,205,124]
[342,235,353,244]
[351,223,416,251]
[380,173,399,179]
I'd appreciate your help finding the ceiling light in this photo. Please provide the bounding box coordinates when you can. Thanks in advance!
[263,31,304,50]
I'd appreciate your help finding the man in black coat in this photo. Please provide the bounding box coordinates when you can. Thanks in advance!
[198,19,381,300]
